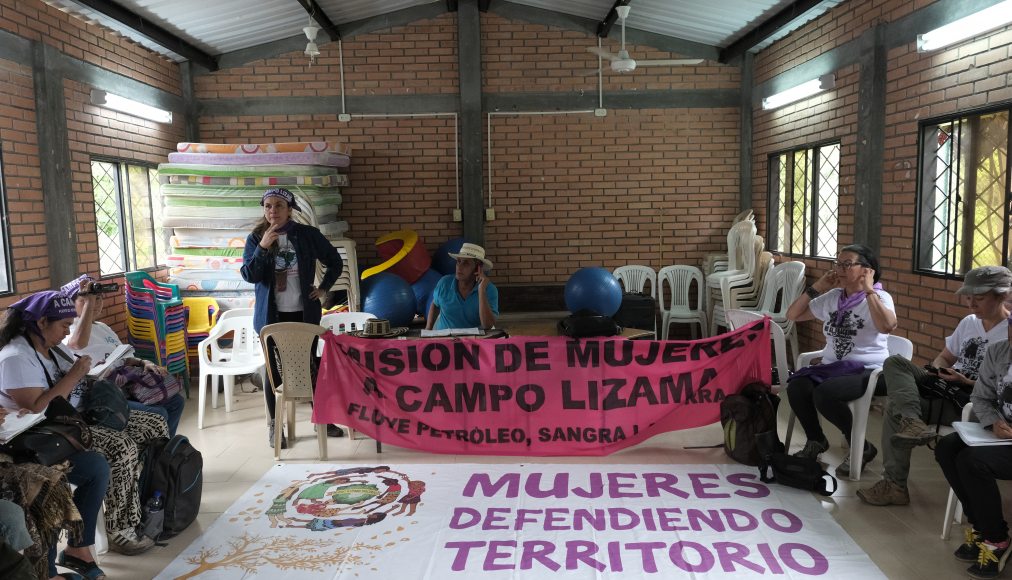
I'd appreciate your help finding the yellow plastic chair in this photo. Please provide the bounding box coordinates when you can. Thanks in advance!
[259,322,328,461]
[183,297,220,338]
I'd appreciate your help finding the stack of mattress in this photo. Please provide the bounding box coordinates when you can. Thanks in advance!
[157,141,351,310]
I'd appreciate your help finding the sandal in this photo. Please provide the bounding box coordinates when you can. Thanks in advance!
[57,552,106,580]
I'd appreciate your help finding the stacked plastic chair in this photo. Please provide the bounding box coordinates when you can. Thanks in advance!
[182,297,220,363]
[124,271,191,391]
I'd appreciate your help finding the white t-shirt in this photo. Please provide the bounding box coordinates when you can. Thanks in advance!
[945,315,1008,380]
[809,288,895,367]
[65,320,133,364]
[0,335,85,409]
[274,233,302,312]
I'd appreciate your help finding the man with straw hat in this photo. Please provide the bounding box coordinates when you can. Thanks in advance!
[426,243,499,331]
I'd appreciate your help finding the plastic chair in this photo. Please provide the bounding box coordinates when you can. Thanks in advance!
[788,335,914,481]
[183,297,219,335]
[319,311,382,453]
[196,315,265,430]
[705,220,758,322]
[613,265,657,298]
[712,250,771,335]
[658,265,707,340]
[941,402,975,540]
[329,239,360,312]
[218,308,253,321]
[259,322,328,461]
[726,309,796,443]
[733,260,806,363]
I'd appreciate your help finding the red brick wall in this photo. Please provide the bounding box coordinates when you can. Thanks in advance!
[196,12,742,286]
[0,0,181,95]
[754,0,1012,362]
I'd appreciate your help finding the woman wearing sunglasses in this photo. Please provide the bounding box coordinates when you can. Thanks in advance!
[785,243,898,477]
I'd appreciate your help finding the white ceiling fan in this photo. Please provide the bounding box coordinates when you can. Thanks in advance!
[587,5,704,73]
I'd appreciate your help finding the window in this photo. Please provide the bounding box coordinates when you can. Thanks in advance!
[916,108,1010,276]
[0,148,14,294]
[768,142,840,259]
[90,159,167,276]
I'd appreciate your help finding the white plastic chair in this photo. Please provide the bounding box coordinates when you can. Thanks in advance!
[705,220,758,325]
[726,309,797,442]
[788,334,914,481]
[196,315,266,429]
[658,265,707,340]
[712,249,771,335]
[218,307,253,321]
[319,311,382,452]
[613,265,657,298]
[941,402,974,540]
[739,261,806,363]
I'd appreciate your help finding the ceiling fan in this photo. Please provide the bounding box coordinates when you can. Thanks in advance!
[587,6,703,73]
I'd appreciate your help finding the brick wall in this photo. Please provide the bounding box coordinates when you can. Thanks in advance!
[196,12,742,288]
[754,0,1012,362]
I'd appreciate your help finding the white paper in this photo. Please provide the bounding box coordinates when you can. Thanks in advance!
[953,421,1012,446]
[0,412,45,443]
[88,343,134,378]
[420,327,482,337]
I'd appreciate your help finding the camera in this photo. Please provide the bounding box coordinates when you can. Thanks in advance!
[81,282,119,295]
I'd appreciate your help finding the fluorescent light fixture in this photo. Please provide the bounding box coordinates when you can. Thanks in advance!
[90,89,172,124]
[918,0,1012,52]
[762,74,836,110]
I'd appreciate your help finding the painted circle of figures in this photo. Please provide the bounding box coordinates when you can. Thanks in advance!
[266,466,427,531]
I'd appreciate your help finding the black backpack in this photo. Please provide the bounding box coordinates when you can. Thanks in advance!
[720,382,779,466]
[139,435,203,538]
[83,379,130,431]
[756,430,838,496]
[558,309,620,338]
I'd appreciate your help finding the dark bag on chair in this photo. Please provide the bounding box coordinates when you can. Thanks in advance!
[613,292,656,332]
[919,376,971,411]
[756,430,838,496]
[107,364,181,406]
[558,309,620,338]
[720,383,779,466]
[83,379,130,431]
[0,396,93,466]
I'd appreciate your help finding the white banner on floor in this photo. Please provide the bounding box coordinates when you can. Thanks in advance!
[157,463,884,579]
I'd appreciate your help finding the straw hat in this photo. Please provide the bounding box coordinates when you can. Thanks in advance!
[350,318,408,338]
[448,243,493,270]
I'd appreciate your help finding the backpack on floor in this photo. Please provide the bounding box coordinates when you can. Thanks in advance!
[139,435,203,539]
[720,382,779,466]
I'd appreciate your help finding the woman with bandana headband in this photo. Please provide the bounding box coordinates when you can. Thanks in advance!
[0,291,111,578]
[0,291,168,561]
[936,311,1012,579]
[784,244,897,477]
[241,187,344,448]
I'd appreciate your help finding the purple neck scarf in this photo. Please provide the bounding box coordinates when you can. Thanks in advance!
[835,283,883,325]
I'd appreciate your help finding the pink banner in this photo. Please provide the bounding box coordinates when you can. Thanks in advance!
[313,318,771,456]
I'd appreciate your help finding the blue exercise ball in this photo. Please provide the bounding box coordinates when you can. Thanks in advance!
[433,238,466,275]
[361,272,416,327]
[411,269,443,316]
[564,267,623,317]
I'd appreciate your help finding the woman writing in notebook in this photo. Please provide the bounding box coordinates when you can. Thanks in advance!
[936,314,1012,580]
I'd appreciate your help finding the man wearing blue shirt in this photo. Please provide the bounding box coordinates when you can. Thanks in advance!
[426,243,499,330]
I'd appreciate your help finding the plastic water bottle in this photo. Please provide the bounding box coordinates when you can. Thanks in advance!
[141,491,164,540]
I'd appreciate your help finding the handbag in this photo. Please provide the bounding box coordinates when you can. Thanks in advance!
[918,376,971,411]
[107,363,182,406]
[755,430,838,496]
[0,396,93,466]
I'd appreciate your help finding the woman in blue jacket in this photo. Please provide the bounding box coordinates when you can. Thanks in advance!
[241,188,344,447]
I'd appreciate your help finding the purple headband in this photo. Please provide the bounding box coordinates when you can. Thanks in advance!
[260,188,301,212]
[60,274,94,300]
[9,291,78,322]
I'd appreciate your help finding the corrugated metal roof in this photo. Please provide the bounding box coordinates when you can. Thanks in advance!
[46,0,843,63]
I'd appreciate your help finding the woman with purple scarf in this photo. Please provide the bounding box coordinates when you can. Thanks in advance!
[785,244,897,477]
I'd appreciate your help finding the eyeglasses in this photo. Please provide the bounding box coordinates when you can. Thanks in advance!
[833,261,867,270]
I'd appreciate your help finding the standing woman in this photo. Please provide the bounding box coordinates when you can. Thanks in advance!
[785,244,898,477]
[240,188,344,447]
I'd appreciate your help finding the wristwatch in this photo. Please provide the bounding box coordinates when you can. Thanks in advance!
[804,285,820,300]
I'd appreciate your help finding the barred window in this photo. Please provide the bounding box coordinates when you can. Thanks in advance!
[916,109,1010,276]
[768,142,840,259]
[0,148,13,294]
[91,159,167,276]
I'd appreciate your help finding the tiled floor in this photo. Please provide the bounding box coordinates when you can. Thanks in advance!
[84,381,1008,580]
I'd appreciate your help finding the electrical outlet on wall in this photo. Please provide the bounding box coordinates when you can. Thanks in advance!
[485,208,495,221]
[452,209,462,222]
[338,113,351,122]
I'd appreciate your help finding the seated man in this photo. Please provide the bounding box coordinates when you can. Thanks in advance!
[426,243,499,331]
[61,275,185,437]
[857,265,1012,506]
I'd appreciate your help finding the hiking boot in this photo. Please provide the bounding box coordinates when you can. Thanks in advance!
[836,442,878,477]
[108,527,155,555]
[891,415,935,447]
[968,536,1012,579]
[956,528,984,562]
[268,419,288,449]
[792,437,829,460]
[856,478,910,506]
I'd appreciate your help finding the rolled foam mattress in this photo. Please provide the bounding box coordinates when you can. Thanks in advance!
[166,152,350,168]
[177,141,351,155]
